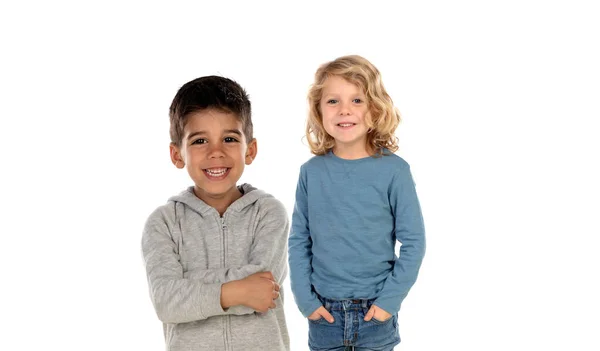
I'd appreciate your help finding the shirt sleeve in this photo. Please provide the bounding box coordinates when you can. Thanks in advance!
[288,165,323,317]
[373,164,426,314]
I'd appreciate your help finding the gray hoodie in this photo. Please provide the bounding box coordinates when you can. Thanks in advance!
[142,184,290,351]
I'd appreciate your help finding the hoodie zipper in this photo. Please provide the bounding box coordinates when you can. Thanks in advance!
[221,216,227,267]
[221,216,231,351]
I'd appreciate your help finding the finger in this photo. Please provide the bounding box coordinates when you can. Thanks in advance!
[374,305,391,320]
[364,306,375,321]
[264,271,274,281]
[269,301,276,309]
[273,282,280,292]
[322,309,335,323]
[272,290,280,300]
[307,308,321,320]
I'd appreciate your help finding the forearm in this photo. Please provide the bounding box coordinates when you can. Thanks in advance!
[190,259,284,284]
[289,167,322,317]
[149,277,225,324]
[288,231,321,317]
[149,271,260,321]
[376,164,426,313]
[374,233,426,313]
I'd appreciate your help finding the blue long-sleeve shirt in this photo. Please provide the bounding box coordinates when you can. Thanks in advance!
[288,150,426,317]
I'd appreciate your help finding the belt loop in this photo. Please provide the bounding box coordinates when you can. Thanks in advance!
[362,299,368,309]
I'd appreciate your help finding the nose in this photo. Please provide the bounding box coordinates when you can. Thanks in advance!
[207,143,226,159]
[339,101,351,116]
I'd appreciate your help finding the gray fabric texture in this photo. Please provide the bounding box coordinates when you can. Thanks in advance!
[142,184,290,351]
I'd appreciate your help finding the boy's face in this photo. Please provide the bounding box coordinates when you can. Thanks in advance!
[170,109,257,204]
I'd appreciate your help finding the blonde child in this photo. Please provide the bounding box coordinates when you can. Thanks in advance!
[289,55,426,351]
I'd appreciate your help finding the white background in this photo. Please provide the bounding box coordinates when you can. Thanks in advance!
[1,1,599,350]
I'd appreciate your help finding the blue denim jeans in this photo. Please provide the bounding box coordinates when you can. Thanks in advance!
[307,294,400,351]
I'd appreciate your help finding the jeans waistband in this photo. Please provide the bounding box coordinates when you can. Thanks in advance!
[316,292,375,310]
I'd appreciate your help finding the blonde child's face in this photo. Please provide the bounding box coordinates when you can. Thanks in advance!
[320,76,369,153]
[170,109,256,203]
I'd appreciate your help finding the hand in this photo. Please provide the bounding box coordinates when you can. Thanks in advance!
[364,304,392,322]
[239,271,280,313]
[307,306,334,323]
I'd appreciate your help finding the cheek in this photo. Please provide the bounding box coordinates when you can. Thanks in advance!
[227,144,246,157]
[185,147,202,159]
[320,103,331,115]
[321,108,334,123]
[358,108,370,120]
[321,114,334,127]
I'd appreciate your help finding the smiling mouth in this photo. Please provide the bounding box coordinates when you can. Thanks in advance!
[337,123,356,128]
[203,167,230,179]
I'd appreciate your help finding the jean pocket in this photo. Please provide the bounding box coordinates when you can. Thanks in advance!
[371,315,394,325]
[308,314,343,350]
[308,316,327,324]
[359,313,400,349]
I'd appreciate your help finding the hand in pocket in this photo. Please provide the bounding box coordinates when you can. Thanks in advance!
[364,304,392,322]
[307,305,334,323]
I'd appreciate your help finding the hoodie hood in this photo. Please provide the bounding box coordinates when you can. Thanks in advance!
[167,183,270,216]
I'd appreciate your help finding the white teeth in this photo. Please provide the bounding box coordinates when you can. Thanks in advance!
[338,123,354,127]
[205,168,227,176]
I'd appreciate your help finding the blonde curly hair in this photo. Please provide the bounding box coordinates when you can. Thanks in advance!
[306,55,400,156]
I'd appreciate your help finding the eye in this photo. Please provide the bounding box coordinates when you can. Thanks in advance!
[353,98,363,103]
[326,99,338,104]
[224,137,239,143]
[191,138,207,145]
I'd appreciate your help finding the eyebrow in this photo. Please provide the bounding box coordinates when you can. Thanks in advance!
[223,129,243,136]
[322,92,365,97]
[322,95,365,100]
[187,129,242,140]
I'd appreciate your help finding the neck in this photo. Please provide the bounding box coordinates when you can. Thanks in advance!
[193,186,243,216]
[333,143,372,160]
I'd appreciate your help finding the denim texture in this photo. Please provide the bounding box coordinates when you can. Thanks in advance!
[308,295,400,351]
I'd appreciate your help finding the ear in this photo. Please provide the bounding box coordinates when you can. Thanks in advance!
[169,143,185,169]
[245,138,257,165]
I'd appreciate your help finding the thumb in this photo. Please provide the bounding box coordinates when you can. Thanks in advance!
[364,305,376,321]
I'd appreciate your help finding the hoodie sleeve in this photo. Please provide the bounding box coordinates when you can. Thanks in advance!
[373,164,426,314]
[141,207,241,324]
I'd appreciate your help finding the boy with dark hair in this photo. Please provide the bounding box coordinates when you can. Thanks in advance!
[142,76,289,351]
